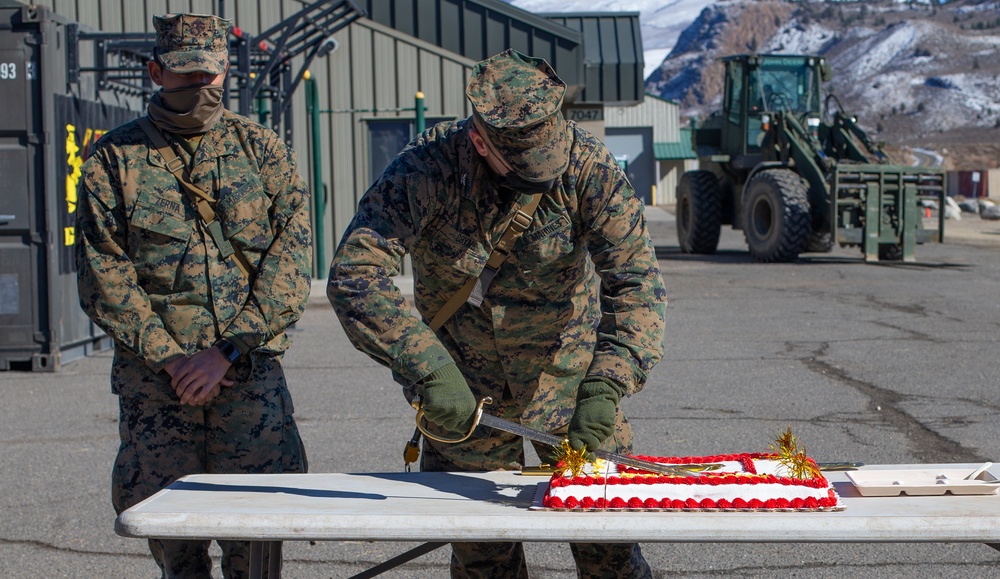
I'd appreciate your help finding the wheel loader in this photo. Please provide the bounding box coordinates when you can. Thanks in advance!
[678,54,945,262]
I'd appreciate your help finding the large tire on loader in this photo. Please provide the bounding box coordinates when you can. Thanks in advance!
[676,170,722,254]
[878,244,903,261]
[742,169,811,262]
[804,231,834,253]
[858,243,903,261]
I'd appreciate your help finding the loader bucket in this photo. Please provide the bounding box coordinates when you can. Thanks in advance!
[831,165,945,262]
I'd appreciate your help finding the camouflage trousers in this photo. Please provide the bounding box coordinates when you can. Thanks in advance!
[112,355,307,579]
[420,390,651,579]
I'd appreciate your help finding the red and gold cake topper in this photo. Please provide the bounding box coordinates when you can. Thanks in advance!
[554,427,820,480]
[770,426,820,479]
[554,439,591,477]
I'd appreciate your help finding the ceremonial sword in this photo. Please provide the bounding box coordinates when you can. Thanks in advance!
[411,396,723,477]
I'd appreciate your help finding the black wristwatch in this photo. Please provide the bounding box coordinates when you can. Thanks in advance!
[215,339,241,363]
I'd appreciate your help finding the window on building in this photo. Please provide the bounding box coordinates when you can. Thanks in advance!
[367,118,451,185]
[368,120,412,185]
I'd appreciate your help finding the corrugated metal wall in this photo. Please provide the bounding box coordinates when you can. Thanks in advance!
[360,0,584,94]
[604,95,679,143]
[655,159,698,206]
[29,0,476,273]
[326,17,474,250]
[604,95,682,205]
[541,12,643,105]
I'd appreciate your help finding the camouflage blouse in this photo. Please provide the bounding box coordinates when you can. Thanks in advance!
[328,118,666,430]
[76,110,312,398]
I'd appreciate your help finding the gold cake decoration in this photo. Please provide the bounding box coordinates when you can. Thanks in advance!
[554,439,591,477]
[554,427,820,480]
[770,425,820,479]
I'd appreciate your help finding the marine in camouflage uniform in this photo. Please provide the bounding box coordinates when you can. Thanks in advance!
[75,13,311,579]
[328,49,667,578]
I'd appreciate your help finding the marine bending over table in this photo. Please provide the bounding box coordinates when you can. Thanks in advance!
[328,48,667,578]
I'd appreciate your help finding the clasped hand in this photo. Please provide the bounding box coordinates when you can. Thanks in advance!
[165,347,235,406]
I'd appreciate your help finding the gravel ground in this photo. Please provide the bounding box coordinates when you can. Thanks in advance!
[938,212,1000,248]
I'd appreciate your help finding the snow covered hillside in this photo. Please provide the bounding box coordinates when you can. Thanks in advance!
[505,0,1000,168]
[506,0,713,78]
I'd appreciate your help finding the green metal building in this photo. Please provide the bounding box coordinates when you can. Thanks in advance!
[1,0,686,369]
[13,0,678,270]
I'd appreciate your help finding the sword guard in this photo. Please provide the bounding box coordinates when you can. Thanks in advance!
[411,396,492,444]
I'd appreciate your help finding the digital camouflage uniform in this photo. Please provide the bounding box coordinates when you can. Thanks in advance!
[328,50,667,578]
[76,13,311,579]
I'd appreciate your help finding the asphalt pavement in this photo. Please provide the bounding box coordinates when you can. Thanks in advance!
[3,205,1000,577]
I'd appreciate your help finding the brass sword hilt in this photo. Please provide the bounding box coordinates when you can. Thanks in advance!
[410,395,492,444]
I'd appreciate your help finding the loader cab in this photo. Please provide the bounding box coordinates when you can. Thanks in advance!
[721,55,826,168]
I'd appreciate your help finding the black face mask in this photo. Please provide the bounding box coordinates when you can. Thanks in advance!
[500,172,556,195]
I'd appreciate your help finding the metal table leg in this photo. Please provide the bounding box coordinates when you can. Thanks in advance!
[348,541,448,578]
[249,540,283,578]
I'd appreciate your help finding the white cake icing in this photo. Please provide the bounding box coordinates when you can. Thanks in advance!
[542,453,841,511]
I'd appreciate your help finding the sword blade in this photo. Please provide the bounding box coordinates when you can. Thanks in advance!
[476,412,718,477]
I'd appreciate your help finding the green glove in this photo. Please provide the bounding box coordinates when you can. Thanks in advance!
[418,364,477,433]
[567,377,625,457]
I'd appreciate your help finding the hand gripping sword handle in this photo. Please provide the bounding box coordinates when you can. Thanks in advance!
[410,395,492,444]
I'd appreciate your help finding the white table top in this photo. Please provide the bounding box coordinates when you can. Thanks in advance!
[115,464,1000,544]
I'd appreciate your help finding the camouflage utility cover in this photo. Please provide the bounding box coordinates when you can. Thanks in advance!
[328,117,667,435]
[466,49,570,182]
[76,110,312,398]
[153,13,231,75]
